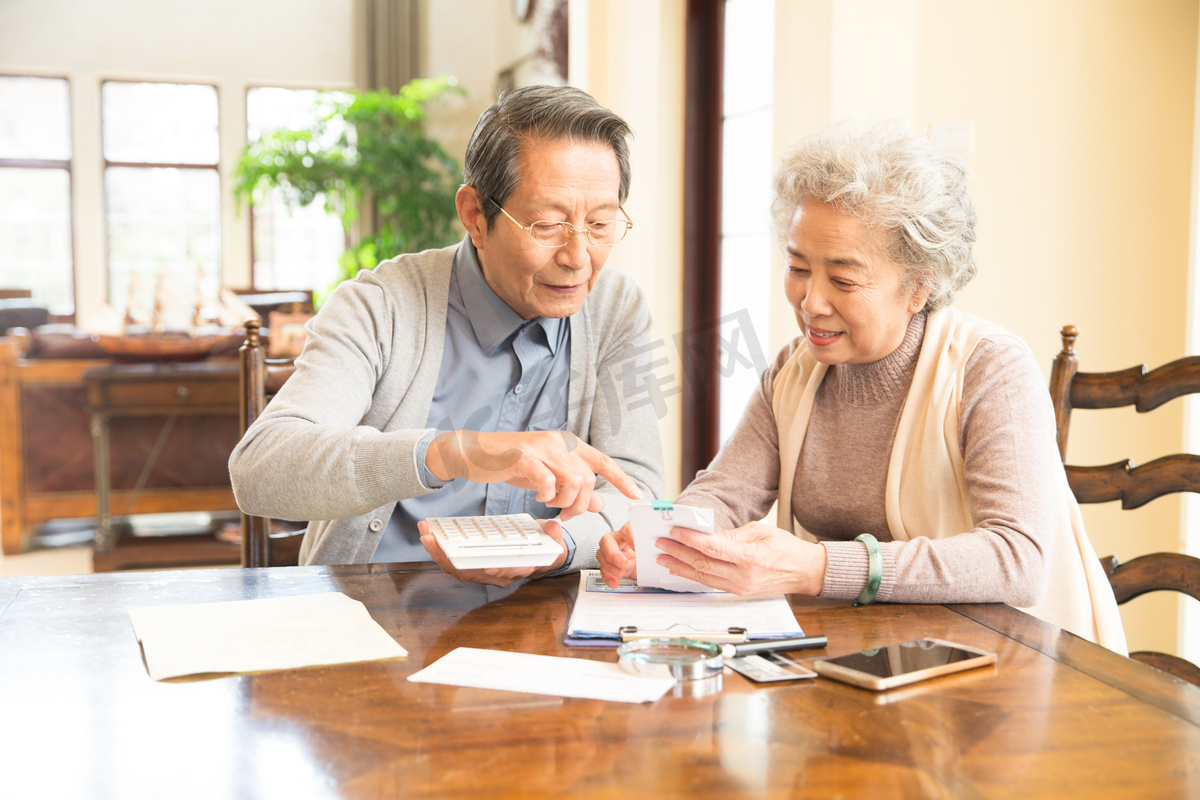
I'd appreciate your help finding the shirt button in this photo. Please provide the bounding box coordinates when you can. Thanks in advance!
[368,519,384,532]
[514,384,524,394]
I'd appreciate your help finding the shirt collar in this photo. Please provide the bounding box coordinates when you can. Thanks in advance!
[454,237,563,355]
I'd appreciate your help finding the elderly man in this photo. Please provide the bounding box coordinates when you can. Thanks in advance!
[230,85,664,586]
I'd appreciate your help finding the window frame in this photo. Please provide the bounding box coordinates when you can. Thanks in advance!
[242,83,351,293]
[99,77,223,310]
[681,0,725,484]
[0,73,77,315]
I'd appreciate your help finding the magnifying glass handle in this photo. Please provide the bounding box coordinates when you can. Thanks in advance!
[730,634,828,657]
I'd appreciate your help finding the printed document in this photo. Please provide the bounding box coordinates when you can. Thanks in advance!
[567,570,803,641]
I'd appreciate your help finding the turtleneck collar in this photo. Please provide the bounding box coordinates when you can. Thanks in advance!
[826,311,927,406]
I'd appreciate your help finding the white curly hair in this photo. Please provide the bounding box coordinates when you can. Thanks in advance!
[770,118,977,310]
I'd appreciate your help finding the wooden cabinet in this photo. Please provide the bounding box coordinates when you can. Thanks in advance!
[0,337,240,562]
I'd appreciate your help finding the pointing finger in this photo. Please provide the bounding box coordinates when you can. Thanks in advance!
[575,442,641,500]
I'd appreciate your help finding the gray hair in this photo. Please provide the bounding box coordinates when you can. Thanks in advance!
[463,85,633,230]
[770,119,977,310]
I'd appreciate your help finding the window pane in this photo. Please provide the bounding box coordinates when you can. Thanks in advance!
[721,107,774,237]
[246,87,351,146]
[0,168,73,311]
[723,0,775,117]
[719,0,776,444]
[103,82,219,165]
[719,233,772,442]
[0,76,71,160]
[247,87,349,291]
[252,187,345,291]
[105,167,220,319]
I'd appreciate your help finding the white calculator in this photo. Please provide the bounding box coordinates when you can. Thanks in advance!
[424,513,563,570]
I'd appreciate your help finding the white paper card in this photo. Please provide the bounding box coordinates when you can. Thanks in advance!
[128,592,407,680]
[408,647,675,704]
[630,503,716,591]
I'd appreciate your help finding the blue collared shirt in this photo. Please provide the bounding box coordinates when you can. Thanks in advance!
[371,239,575,564]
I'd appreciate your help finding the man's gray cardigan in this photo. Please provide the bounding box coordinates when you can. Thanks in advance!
[229,242,665,568]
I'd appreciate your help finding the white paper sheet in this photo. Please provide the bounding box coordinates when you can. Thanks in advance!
[128,592,407,680]
[407,647,675,704]
[567,570,804,640]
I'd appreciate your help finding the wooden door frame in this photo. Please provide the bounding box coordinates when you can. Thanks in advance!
[680,0,724,486]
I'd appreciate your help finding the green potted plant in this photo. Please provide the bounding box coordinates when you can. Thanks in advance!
[233,77,466,305]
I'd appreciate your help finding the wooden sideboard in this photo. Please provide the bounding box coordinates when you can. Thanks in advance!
[0,337,240,557]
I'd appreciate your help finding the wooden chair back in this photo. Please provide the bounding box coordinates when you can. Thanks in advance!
[1049,324,1200,685]
[239,319,303,568]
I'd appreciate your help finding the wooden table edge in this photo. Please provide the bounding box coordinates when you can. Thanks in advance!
[947,602,1200,727]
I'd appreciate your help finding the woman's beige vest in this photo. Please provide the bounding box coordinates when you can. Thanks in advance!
[771,307,1126,652]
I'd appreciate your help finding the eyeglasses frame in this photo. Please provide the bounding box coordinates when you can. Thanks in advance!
[496,205,633,248]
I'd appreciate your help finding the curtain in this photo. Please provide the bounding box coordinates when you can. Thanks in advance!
[355,0,421,92]
[353,0,421,240]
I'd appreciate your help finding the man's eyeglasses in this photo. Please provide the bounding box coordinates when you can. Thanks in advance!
[496,205,633,248]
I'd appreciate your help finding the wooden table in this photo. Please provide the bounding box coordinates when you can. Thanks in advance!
[1,564,1197,799]
[82,361,241,571]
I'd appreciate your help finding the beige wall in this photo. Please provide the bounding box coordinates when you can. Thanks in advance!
[422,0,564,168]
[920,0,1197,658]
[769,0,1198,657]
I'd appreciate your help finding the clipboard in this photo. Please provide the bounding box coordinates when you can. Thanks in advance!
[618,624,747,643]
[564,571,804,647]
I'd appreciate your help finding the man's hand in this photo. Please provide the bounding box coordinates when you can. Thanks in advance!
[597,522,637,588]
[426,430,642,521]
[653,521,828,596]
[418,518,568,588]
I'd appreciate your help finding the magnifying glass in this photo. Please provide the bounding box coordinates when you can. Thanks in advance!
[616,637,724,681]
[617,634,828,681]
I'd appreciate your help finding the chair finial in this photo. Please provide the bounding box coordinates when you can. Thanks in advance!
[244,318,261,347]
[1059,325,1078,357]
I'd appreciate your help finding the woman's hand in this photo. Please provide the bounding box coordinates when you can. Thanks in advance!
[597,522,637,588]
[655,521,827,596]
[419,518,568,588]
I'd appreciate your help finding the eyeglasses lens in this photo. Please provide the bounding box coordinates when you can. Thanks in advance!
[528,220,628,247]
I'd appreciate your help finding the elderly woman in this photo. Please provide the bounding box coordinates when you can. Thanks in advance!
[599,120,1125,651]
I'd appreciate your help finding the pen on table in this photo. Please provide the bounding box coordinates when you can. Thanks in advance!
[720,635,828,658]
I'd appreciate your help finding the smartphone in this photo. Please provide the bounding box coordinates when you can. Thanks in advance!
[811,638,996,691]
